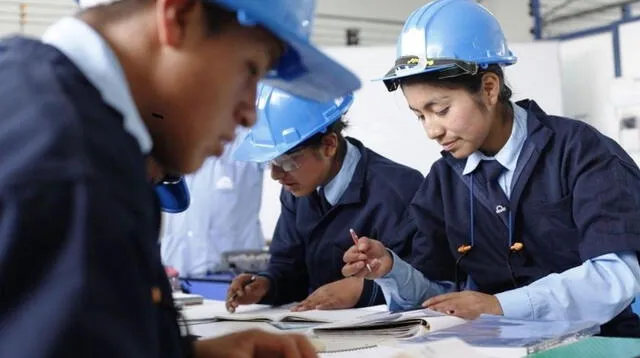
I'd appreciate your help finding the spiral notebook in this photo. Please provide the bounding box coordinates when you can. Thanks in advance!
[318,337,493,358]
[311,307,466,339]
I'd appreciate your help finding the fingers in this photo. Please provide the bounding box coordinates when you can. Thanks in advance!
[272,333,318,358]
[356,237,374,253]
[291,296,314,312]
[341,261,368,278]
[314,302,336,310]
[422,293,476,319]
[425,301,454,315]
[422,292,459,308]
[225,274,257,313]
[428,303,473,319]
[343,246,367,264]
[195,330,319,358]
[292,289,326,312]
[343,237,380,263]
[249,330,318,358]
[290,334,319,358]
[368,258,382,272]
[227,274,253,298]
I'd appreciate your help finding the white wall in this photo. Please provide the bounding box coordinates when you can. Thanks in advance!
[480,0,533,42]
[316,0,425,21]
[620,21,640,79]
[558,20,640,166]
[259,41,565,239]
[559,33,616,137]
[312,0,536,46]
[618,20,640,164]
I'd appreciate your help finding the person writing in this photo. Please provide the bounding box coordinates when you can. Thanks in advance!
[342,0,640,337]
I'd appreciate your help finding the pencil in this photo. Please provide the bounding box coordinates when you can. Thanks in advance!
[349,228,372,272]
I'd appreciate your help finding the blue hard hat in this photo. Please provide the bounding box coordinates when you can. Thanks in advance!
[155,176,190,213]
[232,83,354,163]
[380,0,517,92]
[210,0,360,102]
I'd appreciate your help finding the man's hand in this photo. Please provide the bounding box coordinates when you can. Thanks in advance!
[226,274,271,313]
[291,277,364,312]
[422,291,503,320]
[341,237,393,279]
[193,329,317,358]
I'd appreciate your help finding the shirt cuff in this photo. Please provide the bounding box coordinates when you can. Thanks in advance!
[378,250,410,282]
[495,287,535,320]
[375,250,414,309]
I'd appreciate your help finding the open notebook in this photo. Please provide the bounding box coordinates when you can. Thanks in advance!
[181,300,388,325]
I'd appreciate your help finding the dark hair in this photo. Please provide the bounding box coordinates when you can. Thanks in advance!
[201,2,238,34]
[82,0,238,35]
[286,118,349,155]
[400,64,513,120]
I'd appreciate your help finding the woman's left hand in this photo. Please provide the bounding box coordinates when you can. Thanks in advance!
[422,291,503,320]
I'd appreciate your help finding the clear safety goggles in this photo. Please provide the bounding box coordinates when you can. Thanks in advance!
[383,56,479,92]
[269,149,306,173]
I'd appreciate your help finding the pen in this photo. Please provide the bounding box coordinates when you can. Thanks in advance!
[349,228,372,272]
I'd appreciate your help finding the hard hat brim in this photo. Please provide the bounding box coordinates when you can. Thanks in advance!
[231,118,334,163]
[260,28,361,102]
[156,180,190,214]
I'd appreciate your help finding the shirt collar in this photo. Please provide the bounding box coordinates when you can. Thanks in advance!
[320,140,361,206]
[463,103,528,175]
[41,17,153,154]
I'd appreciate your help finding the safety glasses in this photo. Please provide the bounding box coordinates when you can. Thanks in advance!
[269,149,306,172]
[383,56,479,92]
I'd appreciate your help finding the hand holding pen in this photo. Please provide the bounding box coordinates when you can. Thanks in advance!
[225,274,271,313]
[342,231,394,279]
[349,229,372,272]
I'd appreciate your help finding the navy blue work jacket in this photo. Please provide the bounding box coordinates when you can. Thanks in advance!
[261,138,425,307]
[0,38,190,357]
[410,100,640,337]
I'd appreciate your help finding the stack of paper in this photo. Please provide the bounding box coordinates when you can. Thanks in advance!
[311,308,466,339]
[309,308,466,353]
[172,292,204,306]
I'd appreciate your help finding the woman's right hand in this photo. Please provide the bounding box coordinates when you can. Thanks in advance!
[341,237,393,279]
[225,274,271,313]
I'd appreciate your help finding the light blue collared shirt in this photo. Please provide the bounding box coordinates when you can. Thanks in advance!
[376,104,640,324]
[462,104,528,196]
[320,140,361,205]
[41,17,152,154]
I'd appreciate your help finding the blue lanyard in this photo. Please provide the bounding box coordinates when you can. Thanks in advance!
[455,175,522,291]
